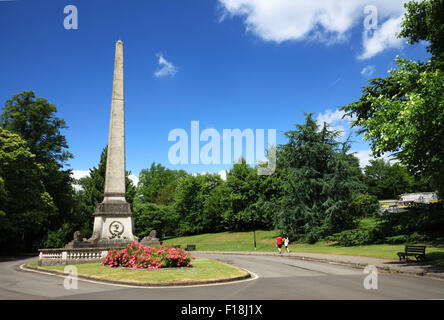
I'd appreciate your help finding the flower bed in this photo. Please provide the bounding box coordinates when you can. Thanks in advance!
[102,242,196,270]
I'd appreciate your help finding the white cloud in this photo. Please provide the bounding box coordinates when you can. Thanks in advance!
[359,15,404,60]
[218,0,407,58]
[361,65,376,77]
[71,170,90,180]
[192,170,227,181]
[128,174,139,186]
[316,109,353,138]
[353,149,373,168]
[71,170,139,189]
[71,170,90,192]
[154,54,178,78]
[352,149,396,168]
[218,170,227,181]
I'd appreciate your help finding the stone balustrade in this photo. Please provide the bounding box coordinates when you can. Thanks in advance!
[38,247,123,266]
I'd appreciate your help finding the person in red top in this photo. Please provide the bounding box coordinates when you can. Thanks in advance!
[276,235,283,254]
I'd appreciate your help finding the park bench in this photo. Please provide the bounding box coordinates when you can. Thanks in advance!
[397,245,426,262]
[185,244,196,251]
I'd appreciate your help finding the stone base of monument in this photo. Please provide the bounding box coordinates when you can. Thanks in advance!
[38,229,161,266]
[139,230,161,247]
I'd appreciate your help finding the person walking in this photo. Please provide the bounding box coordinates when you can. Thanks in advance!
[284,236,290,253]
[276,235,283,254]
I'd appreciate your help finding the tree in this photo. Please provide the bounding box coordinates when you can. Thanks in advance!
[221,159,259,231]
[0,128,57,252]
[0,91,76,250]
[398,0,444,70]
[137,162,188,205]
[274,114,366,243]
[173,173,225,235]
[0,91,72,164]
[364,159,414,199]
[342,0,444,196]
[133,202,178,240]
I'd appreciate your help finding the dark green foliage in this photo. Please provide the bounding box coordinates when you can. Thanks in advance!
[173,173,225,235]
[133,202,178,240]
[326,218,383,246]
[379,203,444,240]
[399,0,444,70]
[274,114,366,242]
[220,159,277,231]
[363,159,433,199]
[0,91,75,253]
[350,193,380,218]
[137,162,188,205]
[328,203,444,246]
[330,229,377,247]
[0,91,73,164]
[0,128,57,253]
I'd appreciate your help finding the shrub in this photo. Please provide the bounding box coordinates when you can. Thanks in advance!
[350,193,380,218]
[384,235,408,244]
[101,242,195,269]
[332,229,375,246]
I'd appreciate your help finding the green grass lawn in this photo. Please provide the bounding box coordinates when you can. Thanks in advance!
[163,230,444,266]
[28,257,249,285]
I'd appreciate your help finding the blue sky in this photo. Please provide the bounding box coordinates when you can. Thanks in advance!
[0,0,430,183]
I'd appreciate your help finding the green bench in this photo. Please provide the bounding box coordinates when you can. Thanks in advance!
[185,244,196,251]
[397,245,426,262]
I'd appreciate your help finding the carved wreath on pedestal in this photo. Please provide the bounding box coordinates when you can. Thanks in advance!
[109,221,124,239]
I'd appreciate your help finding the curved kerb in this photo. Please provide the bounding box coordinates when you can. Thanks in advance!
[19,263,258,289]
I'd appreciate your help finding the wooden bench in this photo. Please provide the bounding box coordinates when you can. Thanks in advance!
[185,244,196,251]
[397,245,426,262]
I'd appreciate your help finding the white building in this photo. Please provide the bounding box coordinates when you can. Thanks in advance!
[398,192,438,205]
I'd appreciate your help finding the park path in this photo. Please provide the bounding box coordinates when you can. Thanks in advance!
[194,250,444,280]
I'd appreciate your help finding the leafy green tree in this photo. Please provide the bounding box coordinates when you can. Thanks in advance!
[137,162,188,205]
[274,114,366,243]
[342,0,444,196]
[398,0,444,70]
[0,91,76,250]
[133,202,178,239]
[349,193,380,218]
[0,128,57,252]
[364,159,414,199]
[221,159,258,231]
[0,91,72,164]
[173,173,225,235]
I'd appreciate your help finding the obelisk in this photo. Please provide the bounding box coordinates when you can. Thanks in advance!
[88,40,137,246]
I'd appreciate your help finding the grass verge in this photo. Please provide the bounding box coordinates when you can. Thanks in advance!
[163,230,444,266]
[26,257,250,285]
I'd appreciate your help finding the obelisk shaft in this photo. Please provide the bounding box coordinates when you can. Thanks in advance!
[104,40,126,202]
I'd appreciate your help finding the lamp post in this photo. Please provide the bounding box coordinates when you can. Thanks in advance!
[252,206,257,251]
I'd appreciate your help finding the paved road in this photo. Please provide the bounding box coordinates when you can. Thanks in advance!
[0,254,443,300]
